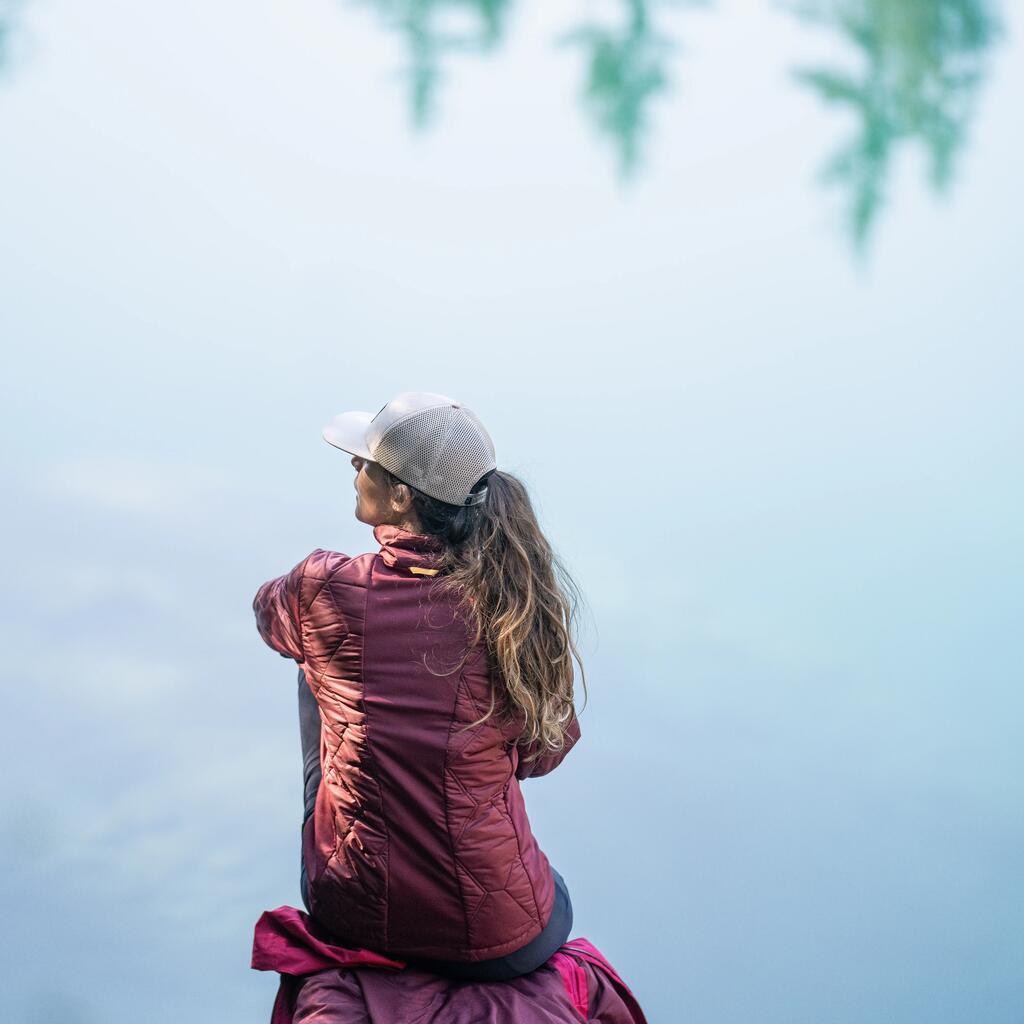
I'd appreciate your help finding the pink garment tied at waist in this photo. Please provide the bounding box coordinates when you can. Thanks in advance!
[252,906,648,1024]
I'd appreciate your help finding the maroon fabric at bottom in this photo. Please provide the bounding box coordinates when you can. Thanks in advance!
[252,906,648,1024]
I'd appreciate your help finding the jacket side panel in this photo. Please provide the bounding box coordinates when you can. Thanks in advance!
[301,552,390,951]
[444,662,556,959]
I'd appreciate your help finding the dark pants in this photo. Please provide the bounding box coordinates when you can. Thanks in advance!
[297,668,322,916]
[295,668,573,980]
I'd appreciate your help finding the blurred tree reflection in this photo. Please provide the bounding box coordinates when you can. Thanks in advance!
[563,0,676,176]
[1,0,1005,259]
[0,0,25,74]
[353,0,513,126]
[790,0,999,250]
[355,0,687,175]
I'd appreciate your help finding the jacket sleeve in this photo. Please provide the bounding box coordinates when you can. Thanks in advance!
[253,553,316,664]
[514,712,581,781]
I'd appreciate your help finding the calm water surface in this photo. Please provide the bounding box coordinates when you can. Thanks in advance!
[0,3,1021,1023]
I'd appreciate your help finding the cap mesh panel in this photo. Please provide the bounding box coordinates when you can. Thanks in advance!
[372,405,496,505]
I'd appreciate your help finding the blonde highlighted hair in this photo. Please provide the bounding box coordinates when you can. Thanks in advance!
[379,466,585,755]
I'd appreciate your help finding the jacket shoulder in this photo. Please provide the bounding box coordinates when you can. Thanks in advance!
[302,548,375,586]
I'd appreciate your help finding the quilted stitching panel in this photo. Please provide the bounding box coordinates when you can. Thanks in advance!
[444,672,547,953]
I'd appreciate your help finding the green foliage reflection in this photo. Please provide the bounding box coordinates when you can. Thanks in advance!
[564,0,675,176]
[353,0,514,126]
[0,0,1004,254]
[791,0,999,250]
[0,0,25,74]
[354,0,685,173]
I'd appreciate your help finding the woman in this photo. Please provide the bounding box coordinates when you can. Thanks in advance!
[253,391,585,982]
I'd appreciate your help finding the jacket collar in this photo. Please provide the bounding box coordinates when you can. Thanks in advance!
[373,524,445,570]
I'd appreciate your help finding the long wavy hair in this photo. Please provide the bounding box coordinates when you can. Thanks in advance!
[378,466,586,756]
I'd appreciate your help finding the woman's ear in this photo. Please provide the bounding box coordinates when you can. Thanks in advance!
[391,483,413,514]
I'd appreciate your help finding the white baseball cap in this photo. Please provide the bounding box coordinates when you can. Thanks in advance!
[322,392,497,507]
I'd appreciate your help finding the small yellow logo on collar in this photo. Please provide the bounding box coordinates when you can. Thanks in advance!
[408,566,440,576]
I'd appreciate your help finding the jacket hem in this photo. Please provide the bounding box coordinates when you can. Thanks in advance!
[386,916,548,963]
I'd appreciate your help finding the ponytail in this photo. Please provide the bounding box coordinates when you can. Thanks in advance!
[382,468,586,754]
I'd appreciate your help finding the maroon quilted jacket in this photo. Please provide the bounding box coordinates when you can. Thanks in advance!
[253,524,581,962]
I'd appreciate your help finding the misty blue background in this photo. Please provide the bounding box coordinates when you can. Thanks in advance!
[1,2,1022,1022]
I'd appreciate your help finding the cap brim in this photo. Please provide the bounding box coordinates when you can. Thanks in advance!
[322,411,374,460]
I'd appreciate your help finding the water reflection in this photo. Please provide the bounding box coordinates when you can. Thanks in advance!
[350,0,681,175]
[355,0,514,126]
[349,0,1001,247]
[563,0,674,176]
[0,1,1004,252]
[354,0,680,172]
[0,0,24,73]
[790,0,1000,249]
